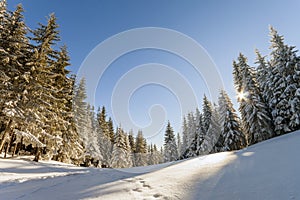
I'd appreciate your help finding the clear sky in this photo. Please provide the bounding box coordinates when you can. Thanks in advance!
[7,0,300,146]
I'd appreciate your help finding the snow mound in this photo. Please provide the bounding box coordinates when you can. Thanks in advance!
[1,130,300,200]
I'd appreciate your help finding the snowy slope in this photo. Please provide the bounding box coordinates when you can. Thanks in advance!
[1,130,300,200]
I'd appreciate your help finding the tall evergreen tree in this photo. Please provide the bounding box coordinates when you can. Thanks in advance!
[135,130,147,166]
[176,132,182,157]
[267,26,300,134]
[255,49,270,103]
[107,117,115,143]
[0,4,45,158]
[184,112,197,158]
[203,104,221,154]
[202,95,212,133]
[96,106,112,167]
[110,127,132,168]
[180,116,188,158]
[163,122,178,162]
[234,53,274,144]
[218,90,246,151]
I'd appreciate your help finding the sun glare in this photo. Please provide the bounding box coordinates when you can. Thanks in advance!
[237,91,247,100]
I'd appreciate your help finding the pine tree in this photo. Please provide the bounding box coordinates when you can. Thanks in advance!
[134,130,147,166]
[202,95,212,133]
[57,76,83,164]
[164,122,178,162]
[0,4,45,158]
[234,53,274,144]
[176,132,182,157]
[107,117,115,143]
[255,49,270,103]
[73,79,88,148]
[194,109,204,155]
[127,129,135,166]
[110,127,132,168]
[180,116,188,158]
[218,90,246,151]
[84,105,102,166]
[97,106,110,138]
[197,96,213,155]
[96,106,112,167]
[184,112,197,158]
[268,26,300,134]
[203,104,221,154]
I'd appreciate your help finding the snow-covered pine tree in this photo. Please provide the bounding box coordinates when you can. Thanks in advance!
[0,5,45,158]
[184,112,197,158]
[202,95,212,133]
[255,49,270,103]
[163,121,178,162]
[110,127,132,168]
[180,116,188,158]
[96,106,113,166]
[97,106,110,139]
[107,117,115,143]
[268,26,300,134]
[84,105,102,167]
[128,130,135,153]
[127,129,135,166]
[147,144,154,165]
[134,130,147,166]
[28,14,66,162]
[234,53,274,145]
[197,96,214,155]
[204,104,221,154]
[176,132,182,158]
[194,108,203,155]
[218,90,246,151]
[73,78,88,150]
[153,144,163,164]
[57,75,83,164]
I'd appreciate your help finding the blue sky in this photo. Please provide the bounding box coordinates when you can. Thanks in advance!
[7,0,300,146]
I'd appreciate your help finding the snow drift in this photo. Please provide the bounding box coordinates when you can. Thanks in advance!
[1,130,300,200]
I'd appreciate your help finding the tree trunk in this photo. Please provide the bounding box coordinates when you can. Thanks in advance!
[12,142,18,157]
[33,147,40,162]
[0,120,12,153]
[8,134,16,153]
[0,132,8,153]
[4,143,9,158]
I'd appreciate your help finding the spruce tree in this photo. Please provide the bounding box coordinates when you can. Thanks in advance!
[255,49,270,103]
[268,26,300,134]
[218,90,246,151]
[163,122,178,162]
[176,132,182,158]
[204,104,221,154]
[181,116,188,158]
[234,53,274,144]
[0,5,45,158]
[135,130,147,166]
[185,112,197,158]
[110,127,132,168]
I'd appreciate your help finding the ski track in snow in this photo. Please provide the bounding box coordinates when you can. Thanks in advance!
[1,130,300,200]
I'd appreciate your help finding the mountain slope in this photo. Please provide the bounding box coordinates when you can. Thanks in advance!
[1,130,300,200]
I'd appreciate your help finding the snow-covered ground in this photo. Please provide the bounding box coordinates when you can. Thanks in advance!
[1,130,300,200]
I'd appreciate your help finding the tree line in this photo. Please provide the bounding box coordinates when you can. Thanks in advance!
[164,26,300,162]
[1,2,299,168]
[0,2,165,167]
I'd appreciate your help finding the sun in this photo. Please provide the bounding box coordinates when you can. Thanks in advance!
[237,90,247,100]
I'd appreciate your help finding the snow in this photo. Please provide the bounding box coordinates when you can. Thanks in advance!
[1,130,300,199]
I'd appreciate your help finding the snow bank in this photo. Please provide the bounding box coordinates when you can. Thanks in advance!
[1,130,300,200]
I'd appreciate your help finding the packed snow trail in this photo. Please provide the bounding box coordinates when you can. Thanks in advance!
[1,131,300,199]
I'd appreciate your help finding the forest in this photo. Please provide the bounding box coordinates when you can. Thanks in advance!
[1,2,300,168]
